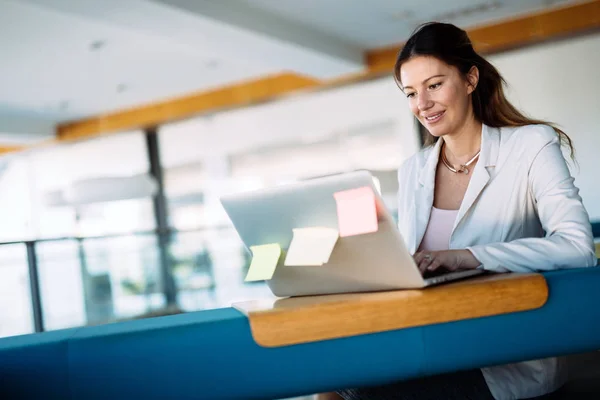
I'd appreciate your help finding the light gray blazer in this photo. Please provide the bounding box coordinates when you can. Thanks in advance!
[397,123,597,272]
[397,123,597,399]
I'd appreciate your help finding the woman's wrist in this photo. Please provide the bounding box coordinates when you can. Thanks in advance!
[459,249,482,269]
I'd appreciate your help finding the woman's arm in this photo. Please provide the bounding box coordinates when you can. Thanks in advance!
[466,133,597,273]
[414,249,480,274]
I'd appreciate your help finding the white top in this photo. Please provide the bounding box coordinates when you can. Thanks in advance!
[399,124,597,400]
[418,207,459,252]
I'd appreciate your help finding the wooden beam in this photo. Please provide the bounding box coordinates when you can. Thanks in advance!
[57,73,319,142]
[0,145,26,156]
[366,0,600,73]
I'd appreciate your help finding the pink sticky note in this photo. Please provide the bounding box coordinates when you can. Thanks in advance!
[333,186,378,237]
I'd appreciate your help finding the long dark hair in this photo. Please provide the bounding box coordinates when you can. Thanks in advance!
[394,22,574,158]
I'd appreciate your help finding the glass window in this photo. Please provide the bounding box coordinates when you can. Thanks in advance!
[75,198,156,237]
[171,228,273,311]
[0,157,34,241]
[0,244,33,338]
[82,235,164,321]
[37,235,164,330]
[170,231,216,311]
[162,162,207,231]
[158,119,210,231]
[37,240,86,330]
[29,131,153,239]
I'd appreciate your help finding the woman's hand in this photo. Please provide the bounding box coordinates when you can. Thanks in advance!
[413,249,481,276]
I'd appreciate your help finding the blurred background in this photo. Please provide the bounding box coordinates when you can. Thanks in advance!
[0,0,598,346]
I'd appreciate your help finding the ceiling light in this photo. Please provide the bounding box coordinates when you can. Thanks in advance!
[205,60,220,69]
[89,40,106,51]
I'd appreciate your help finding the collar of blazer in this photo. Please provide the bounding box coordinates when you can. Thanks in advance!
[410,124,501,253]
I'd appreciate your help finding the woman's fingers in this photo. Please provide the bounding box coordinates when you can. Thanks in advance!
[417,253,434,274]
[427,259,442,272]
[413,251,425,264]
[415,251,453,276]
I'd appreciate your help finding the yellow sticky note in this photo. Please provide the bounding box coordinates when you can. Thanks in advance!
[245,244,282,282]
[284,227,339,266]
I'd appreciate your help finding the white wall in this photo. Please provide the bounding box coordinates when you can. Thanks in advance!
[489,32,600,219]
[159,76,418,167]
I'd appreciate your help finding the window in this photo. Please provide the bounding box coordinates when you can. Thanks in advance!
[29,131,153,239]
[0,244,33,338]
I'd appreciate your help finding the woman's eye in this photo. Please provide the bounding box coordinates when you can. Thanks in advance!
[429,82,442,90]
[406,92,416,99]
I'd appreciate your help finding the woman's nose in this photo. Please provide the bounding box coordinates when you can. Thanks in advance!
[417,93,433,112]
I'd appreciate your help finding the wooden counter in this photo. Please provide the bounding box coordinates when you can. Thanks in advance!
[234,273,548,348]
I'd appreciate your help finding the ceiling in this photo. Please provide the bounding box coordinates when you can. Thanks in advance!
[0,0,579,144]
[237,0,574,48]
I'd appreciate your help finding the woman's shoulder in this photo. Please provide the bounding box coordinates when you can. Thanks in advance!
[499,124,563,163]
[500,124,560,149]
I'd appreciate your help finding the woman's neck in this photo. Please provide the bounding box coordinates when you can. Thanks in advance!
[442,118,482,163]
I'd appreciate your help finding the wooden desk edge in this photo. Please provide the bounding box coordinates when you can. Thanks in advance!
[234,273,548,348]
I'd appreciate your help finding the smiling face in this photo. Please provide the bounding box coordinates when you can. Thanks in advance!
[399,55,478,138]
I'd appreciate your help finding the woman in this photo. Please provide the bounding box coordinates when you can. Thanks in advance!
[323,22,597,400]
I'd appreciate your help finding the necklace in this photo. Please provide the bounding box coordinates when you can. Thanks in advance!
[440,142,480,174]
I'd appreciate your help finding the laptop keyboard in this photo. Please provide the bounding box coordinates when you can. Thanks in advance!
[422,267,453,279]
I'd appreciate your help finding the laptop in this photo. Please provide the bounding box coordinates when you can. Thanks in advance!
[220,170,484,297]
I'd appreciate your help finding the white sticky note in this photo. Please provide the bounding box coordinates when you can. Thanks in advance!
[245,244,281,282]
[284,227,339,267]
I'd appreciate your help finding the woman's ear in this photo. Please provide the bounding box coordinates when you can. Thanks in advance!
[466,66,479,95]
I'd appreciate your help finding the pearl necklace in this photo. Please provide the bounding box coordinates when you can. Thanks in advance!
[440,143,480,175]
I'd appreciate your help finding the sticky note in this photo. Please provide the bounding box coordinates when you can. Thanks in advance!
[284,227,339,266]
[333,186,378,237]
[245,244,281,282]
